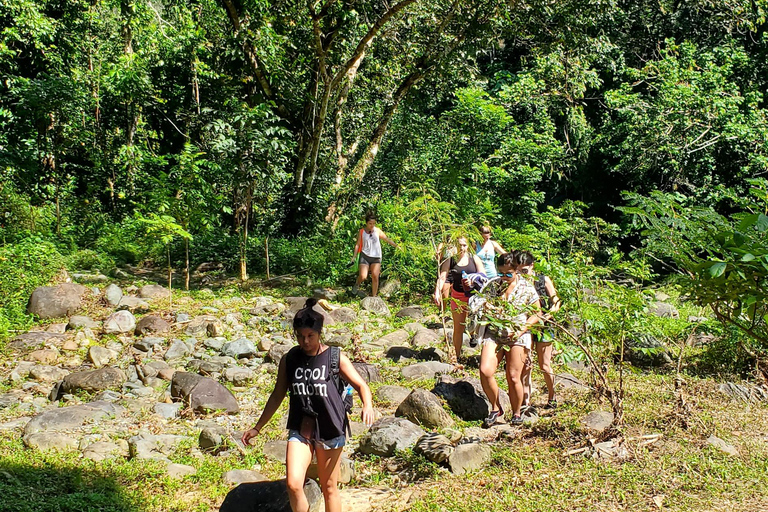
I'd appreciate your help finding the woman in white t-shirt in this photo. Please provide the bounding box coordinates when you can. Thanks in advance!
[478,251,540,427]
[352,214,398,297]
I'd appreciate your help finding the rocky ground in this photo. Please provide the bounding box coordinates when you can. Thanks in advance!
[1,272,767,512]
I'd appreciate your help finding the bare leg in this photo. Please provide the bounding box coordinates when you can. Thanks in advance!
[315,445,343,512]
[505,346,527,417]
[370,263,381,297]
[537,341,555,401]
[451,304,467,359]
[355,263,369,292]
[521,352,532,407]
[286,440,314,512]
[479,341,505,412]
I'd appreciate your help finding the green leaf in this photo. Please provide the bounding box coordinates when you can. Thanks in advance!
[758,214,768,233]
[708,262,727,278]
[741,253,756,262]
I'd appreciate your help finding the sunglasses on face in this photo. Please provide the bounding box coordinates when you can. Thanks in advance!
[500,272,515,278]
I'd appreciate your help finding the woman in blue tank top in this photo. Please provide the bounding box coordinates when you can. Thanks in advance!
[242,299,374,512]
[475,225,507,278]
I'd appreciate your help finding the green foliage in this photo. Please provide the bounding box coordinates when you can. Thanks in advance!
[65,249,116,275]
[0,239,65,342]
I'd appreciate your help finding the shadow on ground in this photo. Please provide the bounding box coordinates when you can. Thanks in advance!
[0,460,139,512]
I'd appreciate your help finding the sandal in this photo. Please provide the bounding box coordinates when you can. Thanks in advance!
[482,407,505,428]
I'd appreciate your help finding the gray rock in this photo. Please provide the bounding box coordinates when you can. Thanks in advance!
[555,373,590,392]
[185,315,224,337]
[395,306,424,319]
[401,361,453,381]
[432,375,510,422]
[170,372,239,414]
[166,463,197,479]
[263,440,288,463]
[415,433,454,463]
[134,336,164,352]
[175,312,191,323]
[24,401,123,435]
[268,343,294,364]
[378,279,400,298]
[199,426,226,452]
[358,417,425,456]
[396,389,454,429]
[329,307,357,324]
[706,435,739,456]
[581,410,614,431]
[60,367,127,394]
[249,303,286,316]
[219,479,322,512]
[81,441,125,461]
[116,296,150,313]
[187,359,226,374]
[129,432,187,460]
[448,443,492,475]
[403,322,427,334]
[93,390,122,402]
[223,469,268,485]
[718,382,768,403]
[103,310,137,334]
[688,315,709,324]
[361,296,391,316]
[352,362,382,383]
[23,432,79,452]
[88,346,118,368]
[135,315,171,336]
[204,337,226,351]
[224,368,254,386]
[376,385,411,406]
[257,337,273,352]
[104,284,123,306]
[0,391,24,409]
[68,315,99,330]
[312,288,338,301]
[154,402,182,419]
[9,331,66,352]
[27,284,87,319]
[165,339,192,361]
[649,301,679,319]
[371,330,410,348]
[29,365,69,383]
[412,329,441,348]
[222,338,258,359]
[139,284,169,299]
[624,334,673,367]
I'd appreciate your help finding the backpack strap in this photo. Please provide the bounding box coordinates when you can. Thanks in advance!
[329,346,352,437]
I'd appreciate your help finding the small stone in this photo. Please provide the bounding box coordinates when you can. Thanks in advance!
[134,337,164,352]
[204,337,226,351]
[135,315,171,336]
[224,368,254,386]
[154,402,182,419]
[165,339,192,361]
[103,311,137,334]
[581,411,614,431]
[62,339,79,351]
[24,432,79,452]
[412,329,441,348]
[358,417,425,456]
[104,284,123,306]
[376,385,411,406]
[395,389,454,429]
[166,463,197,479]
[199,426,226,452]
[401,361,453,381]
[361,297,391,316]
[29,365,69,383]
[88,346,118,368]
[262,440,288,463]
[395,306,423,319]
[26,349,59,365]
[68,316,100,330]
[82,441,123,462]
[139,284,169,299]
[222,338,258,359]
[447,443,491,475]
[706,435,739,456]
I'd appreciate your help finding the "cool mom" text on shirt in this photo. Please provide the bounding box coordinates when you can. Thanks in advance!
[292,365,328,397]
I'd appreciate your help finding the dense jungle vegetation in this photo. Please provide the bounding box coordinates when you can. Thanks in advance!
[2,0,768,375]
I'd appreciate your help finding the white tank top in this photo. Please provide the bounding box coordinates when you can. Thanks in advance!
[361,229,382,258]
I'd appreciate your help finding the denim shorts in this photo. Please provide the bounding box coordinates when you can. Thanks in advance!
[288,429,346,450]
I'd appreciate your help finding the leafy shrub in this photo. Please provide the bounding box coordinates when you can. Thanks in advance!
[93,217,145,265]
[0,239,65,342]
[65,249,116,274]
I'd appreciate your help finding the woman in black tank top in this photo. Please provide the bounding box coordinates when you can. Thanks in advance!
[242,299,374,512]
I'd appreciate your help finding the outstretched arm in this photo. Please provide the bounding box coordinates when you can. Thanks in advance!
[242,354,289,445]
[377,228,398,249]
[339,354,375,426]
[492,240,506,254]
[543,276,561,317]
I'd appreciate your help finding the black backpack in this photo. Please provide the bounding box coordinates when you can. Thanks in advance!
[328,346,354,433]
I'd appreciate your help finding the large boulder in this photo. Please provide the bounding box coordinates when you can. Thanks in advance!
[360,297,390,316]
[375,385,411,406]
[395,306,424,320]
[395,389,454,429]
[59,367,126,394]
[104,284,123,306]
[352,362,382,383]
[401,361,453,381]
[24,401,123,436]
[9,331,66,352]
[135,315,171,336]
[139,284,169,299]
[103,310,137,334]
[27,284,87,319]
[170,372,239,414]
[219,479,323,512]
[432,375,510,421]
[329,307,357,324]
[358,417,425,456]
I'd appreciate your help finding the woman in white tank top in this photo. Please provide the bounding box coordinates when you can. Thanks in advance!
[353,214,398,297]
